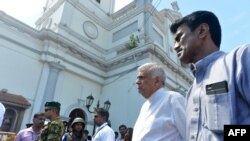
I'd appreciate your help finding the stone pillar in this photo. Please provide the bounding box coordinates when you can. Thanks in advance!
[41,61,65,110]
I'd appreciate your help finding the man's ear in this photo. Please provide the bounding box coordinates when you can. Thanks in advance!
[103,116,107,122]
[198,23,209,39]
[155,76,161,85]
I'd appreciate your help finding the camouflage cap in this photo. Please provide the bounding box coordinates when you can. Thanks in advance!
[45,101,61,109]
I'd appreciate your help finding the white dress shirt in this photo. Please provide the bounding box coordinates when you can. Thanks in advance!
[132,88,186,141]
[92,122,115,141]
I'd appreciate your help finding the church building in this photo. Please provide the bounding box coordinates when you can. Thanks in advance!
[0,0,193,133]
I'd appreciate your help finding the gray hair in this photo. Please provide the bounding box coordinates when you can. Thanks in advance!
[138,63,166,85]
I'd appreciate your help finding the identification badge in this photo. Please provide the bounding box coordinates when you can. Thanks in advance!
[206,80,228,95]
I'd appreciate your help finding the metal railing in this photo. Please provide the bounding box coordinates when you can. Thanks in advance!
[0,131,16,141]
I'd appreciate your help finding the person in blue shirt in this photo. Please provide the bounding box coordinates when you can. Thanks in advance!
[170,10,250,141]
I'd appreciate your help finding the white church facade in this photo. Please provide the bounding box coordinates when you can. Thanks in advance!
[0,0,194,133]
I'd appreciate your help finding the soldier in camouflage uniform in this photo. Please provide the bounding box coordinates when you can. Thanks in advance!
[36,101,64,141]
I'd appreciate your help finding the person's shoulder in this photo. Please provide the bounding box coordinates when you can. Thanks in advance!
[225,44,250,61]
[15,127,32,139]
[236,44,250,53]
[236,44,250,49]
[50,120,64,128]
[51,118,64,124]
[15,129,24,136]
[16,127,31,134]
[104,125,115,133]
[167,91,185,98]
[105,124,114,130]
[228,44,250,55]
[166,91,185,103]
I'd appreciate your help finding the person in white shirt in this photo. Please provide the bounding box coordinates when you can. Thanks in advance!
[132,63,186,141]
[0,102,5,127]
[92,108,115,141]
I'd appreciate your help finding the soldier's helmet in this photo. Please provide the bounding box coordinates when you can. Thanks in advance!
[71,117,85,128]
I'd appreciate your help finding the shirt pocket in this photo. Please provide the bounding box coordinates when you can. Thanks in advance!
[205,93,231,132]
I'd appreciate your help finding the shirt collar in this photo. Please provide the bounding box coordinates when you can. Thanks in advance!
[97,122,108,130]
[194,51,225,82]
[147,88,165,103]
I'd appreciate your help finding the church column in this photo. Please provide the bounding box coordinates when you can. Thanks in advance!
[40,61,65,111]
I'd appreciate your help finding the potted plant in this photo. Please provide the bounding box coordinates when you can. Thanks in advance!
[126,34,139,49]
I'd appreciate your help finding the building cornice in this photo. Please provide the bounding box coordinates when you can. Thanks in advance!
[1,4,193,86]
[1,27,193,85]
[0,11,40,37]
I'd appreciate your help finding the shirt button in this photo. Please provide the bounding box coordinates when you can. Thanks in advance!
[194,107,199,112]
[191,135,195,140]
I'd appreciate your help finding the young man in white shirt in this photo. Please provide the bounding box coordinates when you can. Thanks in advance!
[92,108,115,141]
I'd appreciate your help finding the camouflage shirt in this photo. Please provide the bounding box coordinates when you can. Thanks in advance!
[37,117,64,141]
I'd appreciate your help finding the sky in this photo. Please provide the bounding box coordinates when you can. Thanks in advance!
[154,0,250,53]
[0,0,249,53]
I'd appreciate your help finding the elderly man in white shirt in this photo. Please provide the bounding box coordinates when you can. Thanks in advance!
[132,63,186,141]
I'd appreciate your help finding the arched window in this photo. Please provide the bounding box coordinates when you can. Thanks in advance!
[0,92,31,132]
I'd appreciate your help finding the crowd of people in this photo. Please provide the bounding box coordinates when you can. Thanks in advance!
[1,9,250,141]
[10,101,133,141]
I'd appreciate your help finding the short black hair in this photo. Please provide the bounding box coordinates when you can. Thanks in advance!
[170,10,221,48]
[119,124,127,130]
[33,112,44,119]
[95,108,109,121]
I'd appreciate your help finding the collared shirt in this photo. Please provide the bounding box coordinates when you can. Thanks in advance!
[187,44,250,141]
[132,88,186,141]
[0,102,5,127]
[92,122,115,141]
[14,127,40,141]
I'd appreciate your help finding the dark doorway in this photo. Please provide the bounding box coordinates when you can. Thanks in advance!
[68,108,86,125]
